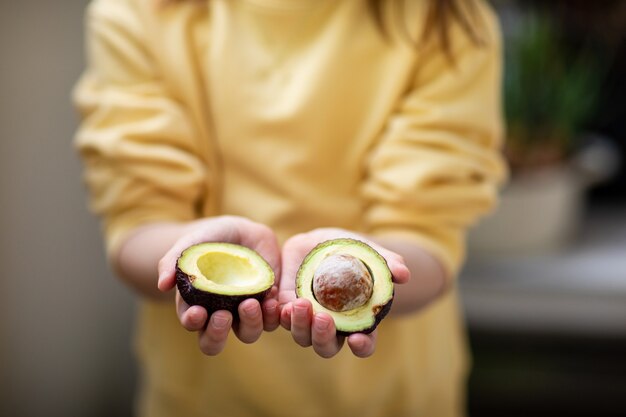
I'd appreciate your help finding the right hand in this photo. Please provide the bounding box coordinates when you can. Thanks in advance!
[157,216,282,355]
[277,228,410,358]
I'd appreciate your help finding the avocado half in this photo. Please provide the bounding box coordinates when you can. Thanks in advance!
[176,242,274,316]
[295,238,394,335]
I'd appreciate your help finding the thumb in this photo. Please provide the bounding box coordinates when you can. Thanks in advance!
[157,253,177,292]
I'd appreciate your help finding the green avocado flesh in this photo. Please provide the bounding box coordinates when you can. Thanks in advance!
[296,239,394,335]
[176,243,274,315]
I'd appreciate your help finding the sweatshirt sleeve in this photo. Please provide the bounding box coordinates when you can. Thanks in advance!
[73,0,206,256]
[361,5,507,279]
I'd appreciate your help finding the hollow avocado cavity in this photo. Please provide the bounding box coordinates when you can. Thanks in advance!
[177,242,274,296]
[196,251,259,287]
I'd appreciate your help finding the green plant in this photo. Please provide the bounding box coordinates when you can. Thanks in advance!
[504,13,604,171]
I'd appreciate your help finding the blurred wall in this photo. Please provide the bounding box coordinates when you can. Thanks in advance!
[0,1,136,416]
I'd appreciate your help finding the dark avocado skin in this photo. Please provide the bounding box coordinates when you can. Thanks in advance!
[335,292,394,336]
[176,266,271,317]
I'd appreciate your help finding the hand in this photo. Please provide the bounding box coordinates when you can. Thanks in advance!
[278,228,410,358]
[157,216,282,355]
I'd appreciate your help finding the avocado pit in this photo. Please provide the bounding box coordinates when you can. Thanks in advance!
[312,254,374,312]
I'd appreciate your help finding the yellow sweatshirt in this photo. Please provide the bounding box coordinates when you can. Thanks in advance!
[74,0,506,416]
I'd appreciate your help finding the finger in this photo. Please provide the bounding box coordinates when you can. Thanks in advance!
[263,285,279,307]
[290,299,313,347]
[157,240,204,293]
[279,302,293,330]
[363,243,411,285]
[176,292,208,331]
[388,260,411,285]
[180,306,209,331]
[262,286,281,331]
[262,298,280,332]
[198,311,233,356]
[278,234,310,305]
[311,313,344,358]
[157,253,178,292]
[157,230,217,292]
[347,331,377,358]
[233,299,264,344]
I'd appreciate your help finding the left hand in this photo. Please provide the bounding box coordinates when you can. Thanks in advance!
[157,216,282,355]
[277,228,410,358]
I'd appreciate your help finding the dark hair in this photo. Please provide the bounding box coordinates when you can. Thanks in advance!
[367,0,484,53]
[162,0,483,54]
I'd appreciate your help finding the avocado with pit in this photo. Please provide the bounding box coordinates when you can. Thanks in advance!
[176,242,274,316]
[295,238,394,335]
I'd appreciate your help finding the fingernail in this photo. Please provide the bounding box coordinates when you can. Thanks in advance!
[212,315,230,329]
[190,311,202,325]
[314,315,330,331]
[294,304,308,317]
[280,303,292,319]
[245,303,259,318]
[264,300,277,314]
[352,339,365,351]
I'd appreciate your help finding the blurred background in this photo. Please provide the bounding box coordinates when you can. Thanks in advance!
[0,2,137,416]
[0,1,624,416]
[463,1,626,416]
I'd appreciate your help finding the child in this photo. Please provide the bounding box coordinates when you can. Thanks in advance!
[74,0,506,416]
